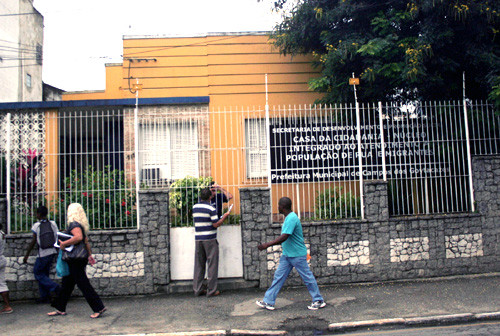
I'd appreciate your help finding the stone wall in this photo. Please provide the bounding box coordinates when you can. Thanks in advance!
[239,187,270,286]
[2,190,170,300]
[2,156,499,299]
[239,155,500,287]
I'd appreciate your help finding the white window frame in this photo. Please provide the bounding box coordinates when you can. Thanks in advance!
[139,121,199,183]
[26,73,32,88]
[245,118,268,179]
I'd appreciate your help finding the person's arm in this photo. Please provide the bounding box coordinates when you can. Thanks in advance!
[214,184,233,201]
[221,186,233,201]
[213,211,230,228]
[257,234,290,251]
[59,227,83,250]
[84,236,96,266]
[23,234,37,263]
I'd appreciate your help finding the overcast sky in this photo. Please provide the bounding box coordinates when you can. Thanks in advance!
[33,0,285,92]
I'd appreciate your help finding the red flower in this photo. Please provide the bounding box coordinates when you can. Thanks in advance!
[88,194,93,198]
[82,192,87,196]
[105,199,110,204]
[126,211,131,215]
[121,201,126,206]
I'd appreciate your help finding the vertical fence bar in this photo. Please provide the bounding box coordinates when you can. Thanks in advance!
[355,102,365,219]
[264,75,273,222]
[265,75,272,190]
[6,112,11,234]
[463,99,475,212]
[134,88,141,229]
[378,102,387,181]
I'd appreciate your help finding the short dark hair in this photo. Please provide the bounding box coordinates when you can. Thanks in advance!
[200,188,212,201]
[278,197,292,210]
[36,205,48,217]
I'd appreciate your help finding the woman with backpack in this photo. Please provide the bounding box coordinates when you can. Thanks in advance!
[48,203,106,318]
[23,206,61,303]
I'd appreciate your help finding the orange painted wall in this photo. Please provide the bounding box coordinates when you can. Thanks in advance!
[63,33,321,104]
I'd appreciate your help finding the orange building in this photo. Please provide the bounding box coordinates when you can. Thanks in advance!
[63,32,321,106]
[61,32,328,218]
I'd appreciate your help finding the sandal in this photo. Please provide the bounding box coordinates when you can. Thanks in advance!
[1,307,13,314]
[90,307,107,319]
[47,310,66,316]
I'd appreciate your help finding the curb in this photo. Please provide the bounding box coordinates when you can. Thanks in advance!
[328,311,500,332]
[104,330,288,336]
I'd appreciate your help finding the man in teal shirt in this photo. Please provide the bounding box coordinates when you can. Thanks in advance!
[256,197,326,311]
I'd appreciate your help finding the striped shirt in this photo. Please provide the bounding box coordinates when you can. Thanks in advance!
[193,201,218,241]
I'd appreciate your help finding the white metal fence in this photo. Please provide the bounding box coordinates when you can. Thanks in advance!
[0,100,498,232]
[0,108,137,233]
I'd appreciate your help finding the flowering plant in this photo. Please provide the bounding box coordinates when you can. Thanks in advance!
[52,166,136,230]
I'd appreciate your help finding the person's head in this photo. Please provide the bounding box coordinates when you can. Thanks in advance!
[36,205,48,220]
[67,203,89,234]
[278,197,292,215]
[199,187,213,202]
[209,181,218,196]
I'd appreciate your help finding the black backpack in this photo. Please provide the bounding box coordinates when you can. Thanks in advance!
[39,219,56,249]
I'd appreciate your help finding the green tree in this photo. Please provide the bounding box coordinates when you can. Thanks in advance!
[270,0,500,103]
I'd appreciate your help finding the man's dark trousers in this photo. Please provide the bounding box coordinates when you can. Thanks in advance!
[193,239,219,296]
[33,254,59,299]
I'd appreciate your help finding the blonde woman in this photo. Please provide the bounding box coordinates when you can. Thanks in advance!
[48,203,106,318]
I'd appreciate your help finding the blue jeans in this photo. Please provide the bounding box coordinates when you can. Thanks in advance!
[34,254,59,299]
[263,255,323,305]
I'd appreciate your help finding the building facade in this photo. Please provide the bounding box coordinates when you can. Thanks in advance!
[0,0,43,102]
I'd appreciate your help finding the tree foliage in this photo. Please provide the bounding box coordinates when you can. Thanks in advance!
[270,0,500,103]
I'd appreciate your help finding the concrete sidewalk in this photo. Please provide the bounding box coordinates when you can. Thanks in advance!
[2,274,500,336]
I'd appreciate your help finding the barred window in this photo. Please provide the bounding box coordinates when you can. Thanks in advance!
[244,119,267,178]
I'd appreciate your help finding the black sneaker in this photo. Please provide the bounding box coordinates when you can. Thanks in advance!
[256,300,275,311]
[308,300,326,310]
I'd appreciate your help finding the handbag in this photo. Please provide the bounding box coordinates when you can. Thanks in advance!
[56,250,70,277]
[62,241,89,261]
[61,222,89,262]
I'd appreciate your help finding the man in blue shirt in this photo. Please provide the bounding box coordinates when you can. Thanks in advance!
[192,188,230,297]
[256,197,326,311]
[209,182,233,218]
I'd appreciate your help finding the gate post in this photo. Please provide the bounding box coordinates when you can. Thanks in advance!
[239,187,271,288]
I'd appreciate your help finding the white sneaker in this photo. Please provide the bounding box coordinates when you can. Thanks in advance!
[308,300,326,310]
[256,300,275,311]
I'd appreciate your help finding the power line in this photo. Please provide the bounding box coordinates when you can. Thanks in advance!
[0,12,39,17]
[123,35,243,57]
[0,46,39,53]
[0,38,38,48]
[0,57,42,61]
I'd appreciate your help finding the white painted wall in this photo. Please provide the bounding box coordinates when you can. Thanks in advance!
[0,0,43,102]
[170,225,243,280]
[0,0,20,102]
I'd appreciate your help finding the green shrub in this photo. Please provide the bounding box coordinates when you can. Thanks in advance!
[314,187,360,220]
[51,166,136,230]
[169,176,213,227]
[169,176,240,227]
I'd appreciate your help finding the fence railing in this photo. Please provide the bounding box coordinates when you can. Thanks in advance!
[0,108,137,233]
[0,100,498,232]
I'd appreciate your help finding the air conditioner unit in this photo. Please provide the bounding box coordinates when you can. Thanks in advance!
[141,168,160,181]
